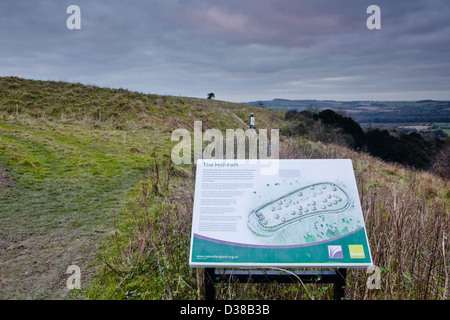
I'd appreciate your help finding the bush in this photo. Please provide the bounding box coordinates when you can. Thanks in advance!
[285,109,441,170]
[314,109,366,149]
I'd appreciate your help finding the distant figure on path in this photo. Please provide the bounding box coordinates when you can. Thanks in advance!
[249,113,255,129]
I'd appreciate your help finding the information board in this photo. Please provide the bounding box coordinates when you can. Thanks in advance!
[189,159,373,268]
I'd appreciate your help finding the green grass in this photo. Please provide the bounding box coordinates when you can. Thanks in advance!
[81,173,199,300]
[1,77,448,300]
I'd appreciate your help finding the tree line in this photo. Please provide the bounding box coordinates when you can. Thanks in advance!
[284,109,449,172]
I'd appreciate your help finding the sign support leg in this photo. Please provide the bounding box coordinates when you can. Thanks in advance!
[334,268,347,300]
[204,268,216,301]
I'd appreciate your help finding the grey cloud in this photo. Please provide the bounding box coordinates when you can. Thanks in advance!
[0,0,449,101]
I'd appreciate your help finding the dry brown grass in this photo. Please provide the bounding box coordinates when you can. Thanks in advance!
[280,136,450,299]
[92,136,449,299]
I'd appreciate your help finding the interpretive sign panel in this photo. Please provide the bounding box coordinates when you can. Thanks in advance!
[189,159,373,268]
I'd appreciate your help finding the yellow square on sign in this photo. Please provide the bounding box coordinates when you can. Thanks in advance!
[349,245,365,259]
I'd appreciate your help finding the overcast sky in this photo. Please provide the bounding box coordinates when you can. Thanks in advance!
[1,0,450,102]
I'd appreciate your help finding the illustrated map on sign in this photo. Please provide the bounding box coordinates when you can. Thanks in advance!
[247,182,352,237]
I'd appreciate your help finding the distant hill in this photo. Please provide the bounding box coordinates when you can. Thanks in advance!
[244,99,450,124]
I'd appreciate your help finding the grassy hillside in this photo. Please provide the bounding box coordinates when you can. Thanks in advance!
[0,76,284,299]
[0,77,448,300]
